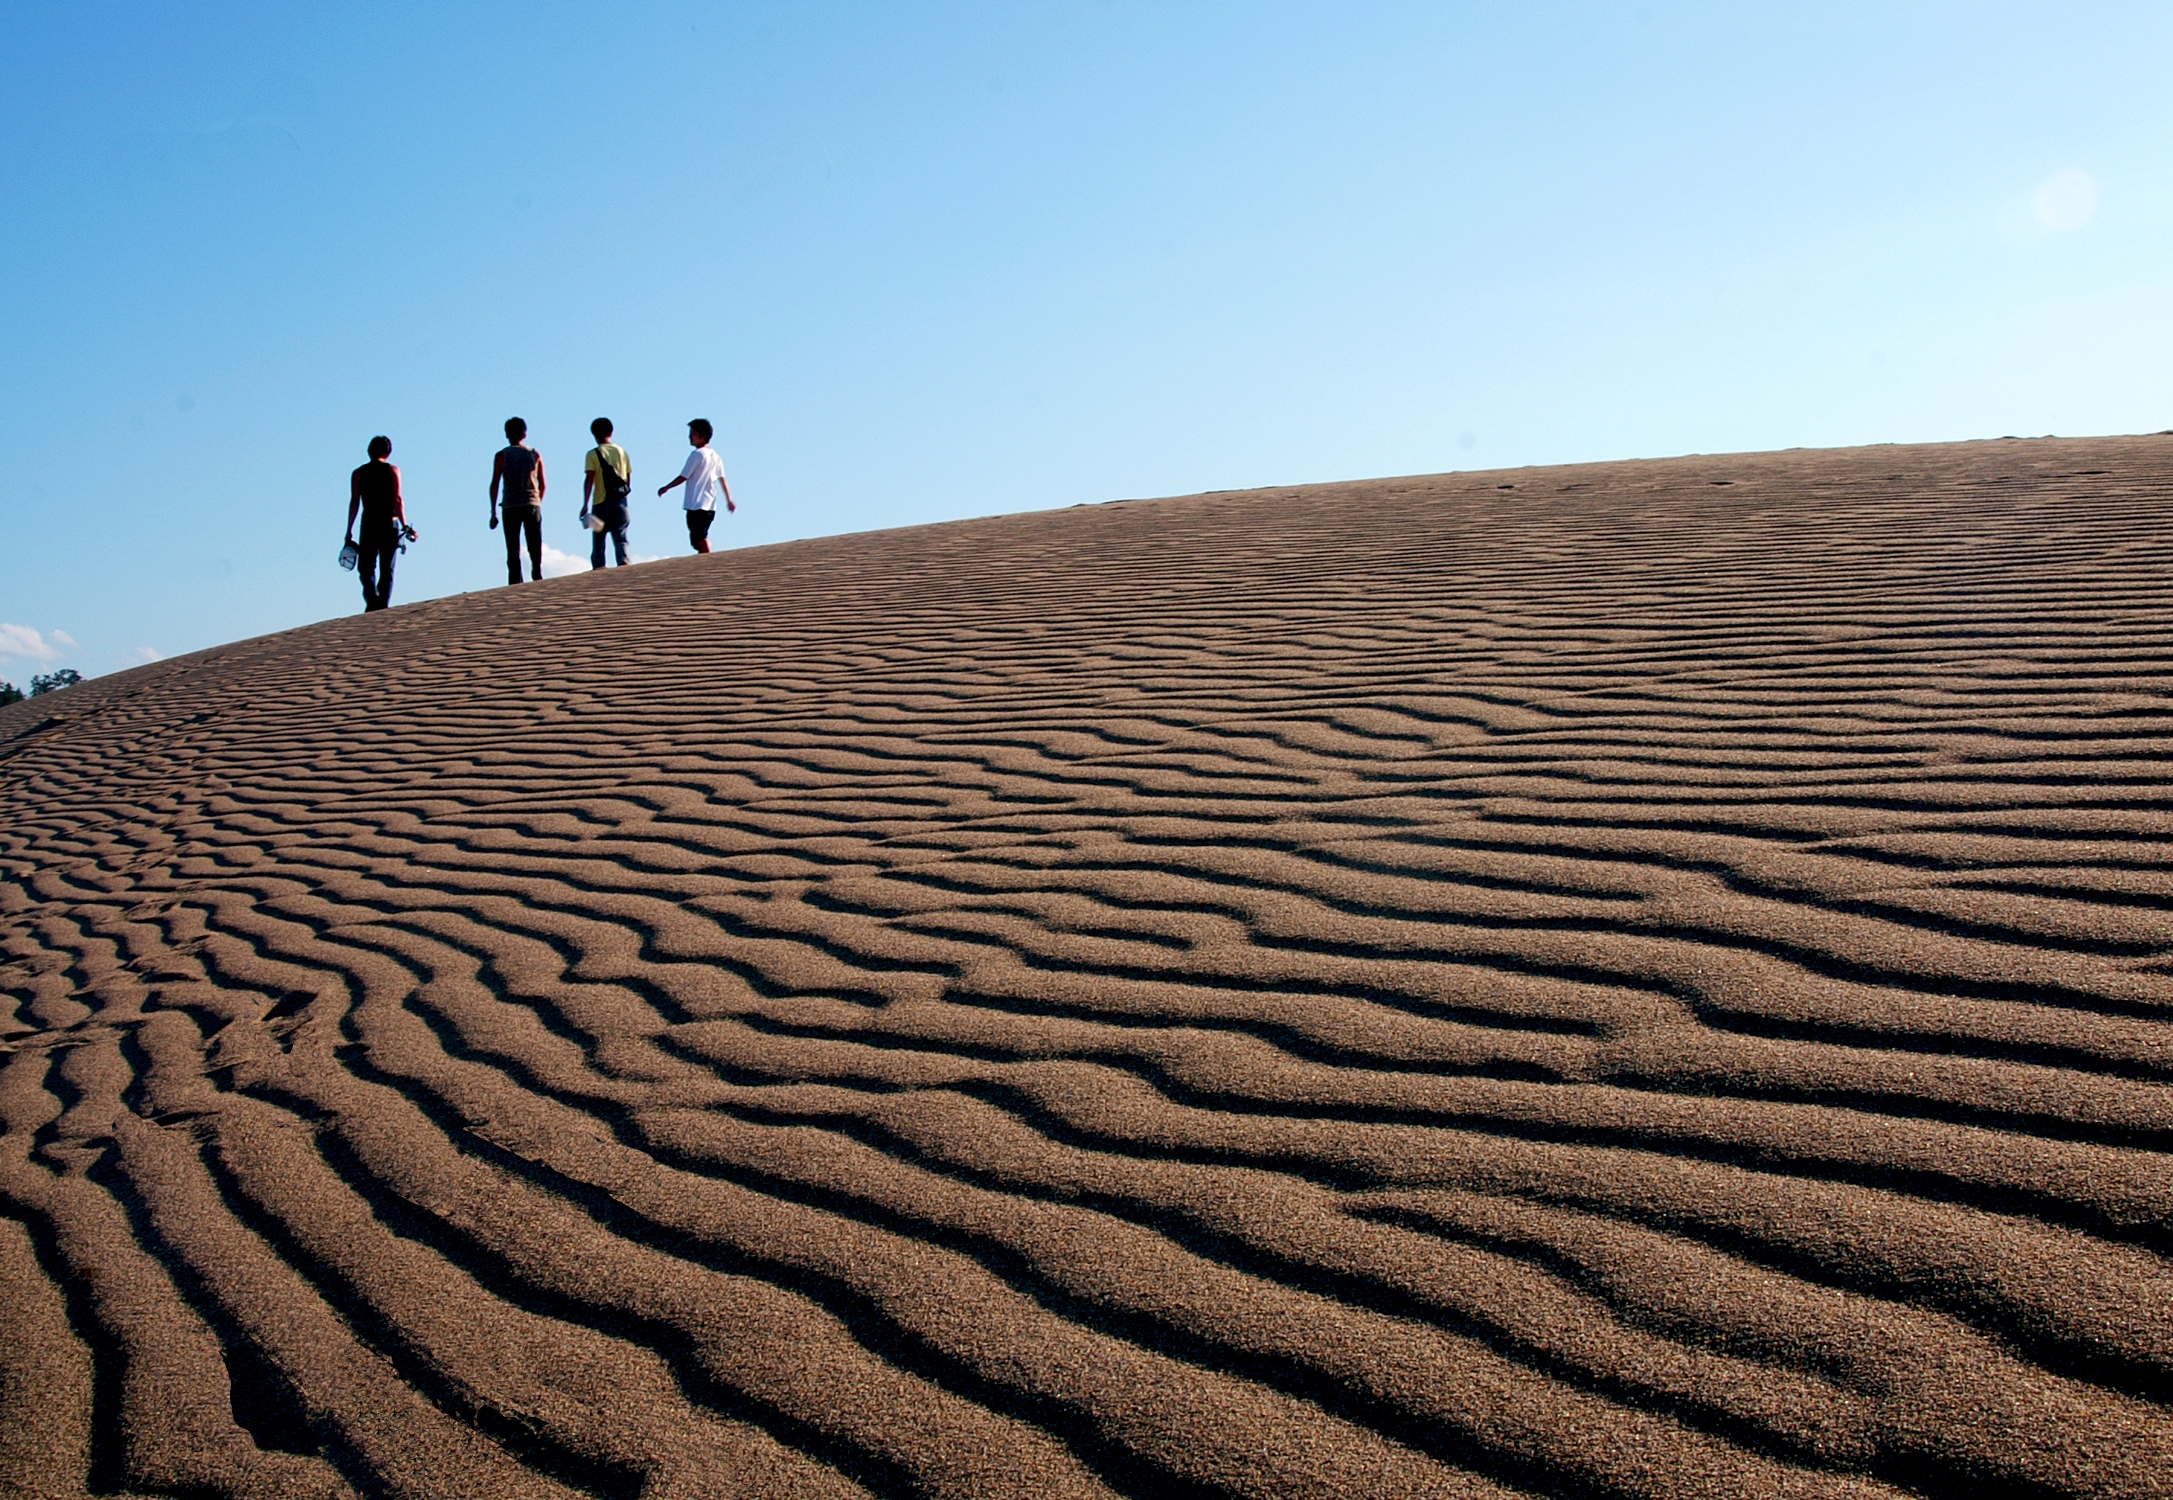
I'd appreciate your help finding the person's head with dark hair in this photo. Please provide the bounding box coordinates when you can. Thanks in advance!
[505,417,527,442]
[367,435,392,460]
[688,418,713,445]
[591,417,613,441]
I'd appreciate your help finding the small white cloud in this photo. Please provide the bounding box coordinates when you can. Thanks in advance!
[129,646,164,664]
[51,629,79,649]
[543,542,665,575]
[539,543,589,579]
[2033,169,2098,232]
[0,624,62,663]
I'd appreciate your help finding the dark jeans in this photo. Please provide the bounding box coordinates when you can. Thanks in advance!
[502,503,542,583]
[589,502,630,568]
[686,508,715,553]
[358,526,397,611]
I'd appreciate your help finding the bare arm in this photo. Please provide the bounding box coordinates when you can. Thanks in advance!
[391,466,413,533]
[534,454,546,500]
[722,475,735,513]
[347,469,362,539]
[657,474,687,497]
[488,451,503,527]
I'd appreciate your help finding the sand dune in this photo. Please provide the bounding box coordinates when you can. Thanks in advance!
[2,436,2170,1499]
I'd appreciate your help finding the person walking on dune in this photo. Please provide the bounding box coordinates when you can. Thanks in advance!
[582,417,633,569]
[346,435,417,612]
[489,417,547,585]
[657,418,734,554]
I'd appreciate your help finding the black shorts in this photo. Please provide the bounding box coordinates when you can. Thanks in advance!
[686,510,715,544]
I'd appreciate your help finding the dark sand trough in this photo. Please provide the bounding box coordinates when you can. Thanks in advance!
[3,437,2171,1499]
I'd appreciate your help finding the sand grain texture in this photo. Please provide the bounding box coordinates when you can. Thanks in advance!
[3,437,2171,1498]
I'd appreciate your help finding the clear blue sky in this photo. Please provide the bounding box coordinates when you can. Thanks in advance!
[5,2,2170,681]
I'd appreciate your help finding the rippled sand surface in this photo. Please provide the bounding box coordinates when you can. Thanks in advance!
[3,437,2171,1499]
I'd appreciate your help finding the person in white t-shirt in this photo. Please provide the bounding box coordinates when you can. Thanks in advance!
[656,418,735,554]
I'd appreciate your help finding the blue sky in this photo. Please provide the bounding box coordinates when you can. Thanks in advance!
[4,2,2171,682]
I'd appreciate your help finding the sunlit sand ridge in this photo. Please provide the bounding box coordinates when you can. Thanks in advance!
[3,436,2170,1500]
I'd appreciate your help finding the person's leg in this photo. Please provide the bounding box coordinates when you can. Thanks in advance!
[522,508,544,580]
[376,546,396,609]
[359,543,386,609]
[591,521,607,570]
[610,512,630,565]
[503,512,524,585]
[687,509,714,554]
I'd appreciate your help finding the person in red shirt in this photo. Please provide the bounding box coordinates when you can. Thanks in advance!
[488,417,547,585]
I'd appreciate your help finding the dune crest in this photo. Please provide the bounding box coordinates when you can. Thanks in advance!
[3,437,2171,1499]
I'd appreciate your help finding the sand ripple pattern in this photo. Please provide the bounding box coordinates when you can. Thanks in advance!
[3,438,2172,1499]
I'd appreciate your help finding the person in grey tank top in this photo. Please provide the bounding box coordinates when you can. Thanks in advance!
[488,416,548,585]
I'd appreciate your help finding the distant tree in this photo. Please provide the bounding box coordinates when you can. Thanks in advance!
[29,669,82,696]
[0,681,20,706]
